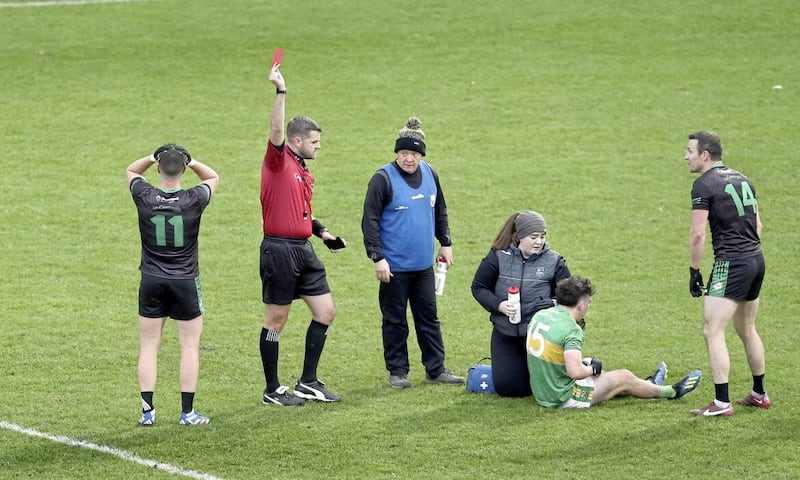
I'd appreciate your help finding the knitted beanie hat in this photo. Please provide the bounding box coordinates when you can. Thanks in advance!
[394,116,426,156]
[515,211,547,238]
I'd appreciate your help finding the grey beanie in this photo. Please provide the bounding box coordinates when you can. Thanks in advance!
[515,211,547,238]
[394,116,426,156]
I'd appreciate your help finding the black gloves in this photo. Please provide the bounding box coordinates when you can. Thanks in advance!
[589,357,603,376]
[577,318,586,331]
[153,144,192,166]
[582,356,603,376]
[175,145,192,166]
[689,267,705,297]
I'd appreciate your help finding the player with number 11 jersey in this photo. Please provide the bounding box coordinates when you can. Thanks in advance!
[131,179,211,279]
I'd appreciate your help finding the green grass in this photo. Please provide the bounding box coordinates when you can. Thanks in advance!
[1,0,799,478]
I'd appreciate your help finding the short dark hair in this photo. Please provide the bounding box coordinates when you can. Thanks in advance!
[688,131,723,160]
[555,276,595,307]
[287,116,321,140]
[154,144,190,177]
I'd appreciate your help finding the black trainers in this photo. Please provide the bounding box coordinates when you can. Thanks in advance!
[262,385,305,406]
[388,374,412,389]
[294,380,341,402]
[423,369,465,385]
[671,370,702,400]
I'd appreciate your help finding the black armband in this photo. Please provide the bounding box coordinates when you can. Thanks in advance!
[312,219,328,238]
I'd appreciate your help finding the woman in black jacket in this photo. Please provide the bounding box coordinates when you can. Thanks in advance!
[471,211,571,397]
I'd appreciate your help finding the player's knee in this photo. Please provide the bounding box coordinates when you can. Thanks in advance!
[319,305,336,324]
[263,315,289,331]
[702,322,726,341]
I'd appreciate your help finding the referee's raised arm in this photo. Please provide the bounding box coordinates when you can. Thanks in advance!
[268,62,286,148]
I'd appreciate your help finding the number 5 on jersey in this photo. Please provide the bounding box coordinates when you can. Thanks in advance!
[527,321,551,357]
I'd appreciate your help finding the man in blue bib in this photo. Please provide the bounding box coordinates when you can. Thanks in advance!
[362,117,464,389]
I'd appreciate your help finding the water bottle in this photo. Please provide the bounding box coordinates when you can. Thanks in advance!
[434,256,447,296]
[507,286,521,324]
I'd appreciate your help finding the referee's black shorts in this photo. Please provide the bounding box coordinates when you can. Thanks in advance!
[707,253,765,301]
[260,235,330,305]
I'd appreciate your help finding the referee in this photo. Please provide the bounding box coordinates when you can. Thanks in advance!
[257,59,346,406]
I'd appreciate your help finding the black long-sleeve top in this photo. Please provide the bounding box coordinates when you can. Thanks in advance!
[362,161,452,262]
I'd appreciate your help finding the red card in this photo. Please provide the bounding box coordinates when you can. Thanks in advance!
[272,48,284,66]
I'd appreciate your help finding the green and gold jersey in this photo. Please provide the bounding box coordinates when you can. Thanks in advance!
[526,306,584,407]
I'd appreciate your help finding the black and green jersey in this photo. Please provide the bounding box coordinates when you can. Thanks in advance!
[130,177,211,279]
[691,163,761,260]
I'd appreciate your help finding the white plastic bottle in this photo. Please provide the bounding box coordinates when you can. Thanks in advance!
[507,286,521,324]
[434,257,447,296]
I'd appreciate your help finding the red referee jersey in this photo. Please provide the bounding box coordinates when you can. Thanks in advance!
[260,141,314,238]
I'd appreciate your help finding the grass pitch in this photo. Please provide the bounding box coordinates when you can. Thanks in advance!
[1,0,798,478]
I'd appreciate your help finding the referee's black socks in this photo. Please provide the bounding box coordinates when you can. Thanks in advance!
[260,327,281,392]
[301,320,329,383]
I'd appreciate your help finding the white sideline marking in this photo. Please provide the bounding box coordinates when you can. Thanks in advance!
[0,421,225,480]
[0,0,145,7]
